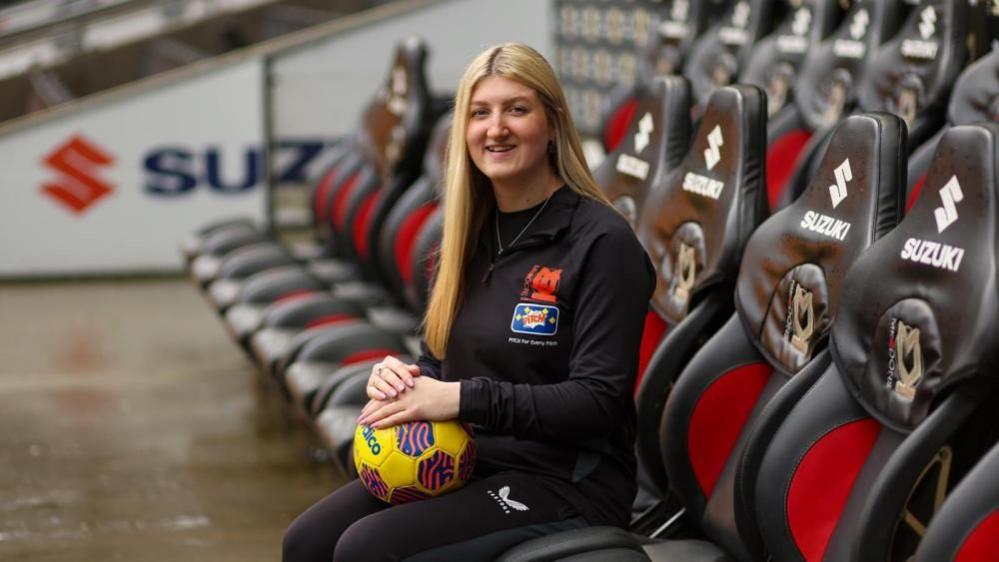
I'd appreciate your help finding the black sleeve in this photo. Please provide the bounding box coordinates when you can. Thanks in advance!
[459,227,656,441]
[416,339,442,380]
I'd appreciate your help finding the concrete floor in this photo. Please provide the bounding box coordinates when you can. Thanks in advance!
[0,279,341,561]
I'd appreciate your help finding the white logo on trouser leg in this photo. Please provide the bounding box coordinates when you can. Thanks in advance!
[487,486,530,514]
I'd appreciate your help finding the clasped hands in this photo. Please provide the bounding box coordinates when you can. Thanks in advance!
[358,355,460,429]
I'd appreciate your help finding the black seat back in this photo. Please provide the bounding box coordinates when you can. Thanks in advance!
[592,75,692,226]
[739,0,844,117]
[683,0,778,113]
[662,112,906,562]
[755,123,999,562]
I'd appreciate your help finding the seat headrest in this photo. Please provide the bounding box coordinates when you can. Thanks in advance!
[360,37,432,178]
[736,113,906,376]
[422,111,451,197]
[794,0,903,131]
[947,50,999,127]
[739,0,844,117]
[592,76,692,226]
[645,0,726,77]
[831,123,999,431]
[683,0,778,110]
[857,0,968,144]
[636,85,768,324]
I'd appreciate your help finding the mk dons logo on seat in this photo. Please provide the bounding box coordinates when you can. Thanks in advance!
[673,242,697,304]
[829,158,852,208]
[887,318,923,399]
[784,282,814,354]
[41,135,116,215]
[934,175,963,233]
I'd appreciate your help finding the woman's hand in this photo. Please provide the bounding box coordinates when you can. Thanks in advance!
[366,356,421,400]
[358,377,461,429]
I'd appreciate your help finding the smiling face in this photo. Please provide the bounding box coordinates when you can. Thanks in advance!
[465,75,556,190]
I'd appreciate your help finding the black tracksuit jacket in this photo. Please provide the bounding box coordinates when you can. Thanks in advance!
[417,186,656,527]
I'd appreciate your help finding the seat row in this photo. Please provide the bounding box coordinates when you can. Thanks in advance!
[181,1,999,559]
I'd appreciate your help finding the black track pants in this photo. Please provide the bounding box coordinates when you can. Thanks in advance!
[282,470,589,562]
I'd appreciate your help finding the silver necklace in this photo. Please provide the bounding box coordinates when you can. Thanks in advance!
[494,193,553,256]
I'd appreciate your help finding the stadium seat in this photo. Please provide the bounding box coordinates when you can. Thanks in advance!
[764,0,903,210]
[906,49,999,211]
[914,439,999,562]
[592,75,692,228]
[754,122,999,562]
[498,109,908,562]
[600,0,724,153]
[683,0,778,116]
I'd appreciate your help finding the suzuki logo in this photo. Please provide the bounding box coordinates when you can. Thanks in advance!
[849,8,869,40]
[41,135,116,215]
[704,125,723,171]
[829,158,852,208]
[918,7,937,40]
[934,175,963,233]
[895,321,923,398]
[791,8,812,36]
[634,112,653,153]
[731,1,750,28]
[670,0,689,21]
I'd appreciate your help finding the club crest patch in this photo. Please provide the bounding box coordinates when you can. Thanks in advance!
[510,304,559,336]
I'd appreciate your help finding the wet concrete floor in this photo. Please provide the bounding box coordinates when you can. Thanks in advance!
[0,278,341,561]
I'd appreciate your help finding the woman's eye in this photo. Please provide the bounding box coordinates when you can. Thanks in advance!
[509,106,527,115]
[471,108,489,118]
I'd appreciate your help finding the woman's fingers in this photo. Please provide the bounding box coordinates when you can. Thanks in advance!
[361,398,406,427]
[382,356,416,389]
[371,407,415,429]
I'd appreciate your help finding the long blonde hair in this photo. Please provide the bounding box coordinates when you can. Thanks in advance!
[423,42,611,358]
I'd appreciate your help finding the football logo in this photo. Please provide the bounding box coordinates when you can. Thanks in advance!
[789,284,814,354]
[673,242,697,304]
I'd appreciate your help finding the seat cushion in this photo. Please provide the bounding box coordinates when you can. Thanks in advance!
[642,539,733,562]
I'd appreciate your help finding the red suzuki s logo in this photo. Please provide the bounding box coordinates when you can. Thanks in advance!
[41,135,115,214]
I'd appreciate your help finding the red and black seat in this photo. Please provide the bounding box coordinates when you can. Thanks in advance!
[753,122,999,562]
[683,0,778,117]
[906,49,999,211]
[601,0,725,153]
[194,38,437,314]
[914,438,999,562]
[592,74,692,227]
[764,0,903,211]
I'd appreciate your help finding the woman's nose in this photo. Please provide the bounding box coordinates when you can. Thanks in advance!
[486,115,508,138]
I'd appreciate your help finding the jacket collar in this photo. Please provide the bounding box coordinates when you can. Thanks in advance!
[483,186,580,254]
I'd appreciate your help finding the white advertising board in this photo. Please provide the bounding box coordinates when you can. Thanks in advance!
[268,0,552,151]
[0,57,266,277]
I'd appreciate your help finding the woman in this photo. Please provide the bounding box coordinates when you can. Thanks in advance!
[283,42,655,562]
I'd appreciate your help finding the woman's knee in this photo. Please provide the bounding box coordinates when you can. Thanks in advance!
[283,511,333,562]
[334,516,391,562]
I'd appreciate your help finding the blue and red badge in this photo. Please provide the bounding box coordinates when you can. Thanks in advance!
[510,303,559,336]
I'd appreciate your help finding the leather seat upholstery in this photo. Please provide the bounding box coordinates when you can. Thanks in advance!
[592,75,692,228]
[755,122,999,562]
[765,0,903,210]
[906,49,999,210]
[683,0,778,114]
[915,439,999,562]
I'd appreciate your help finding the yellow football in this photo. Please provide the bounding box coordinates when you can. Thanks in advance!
[354,420,476,504]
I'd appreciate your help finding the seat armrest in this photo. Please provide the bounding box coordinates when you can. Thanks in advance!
[496,526,645,562]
